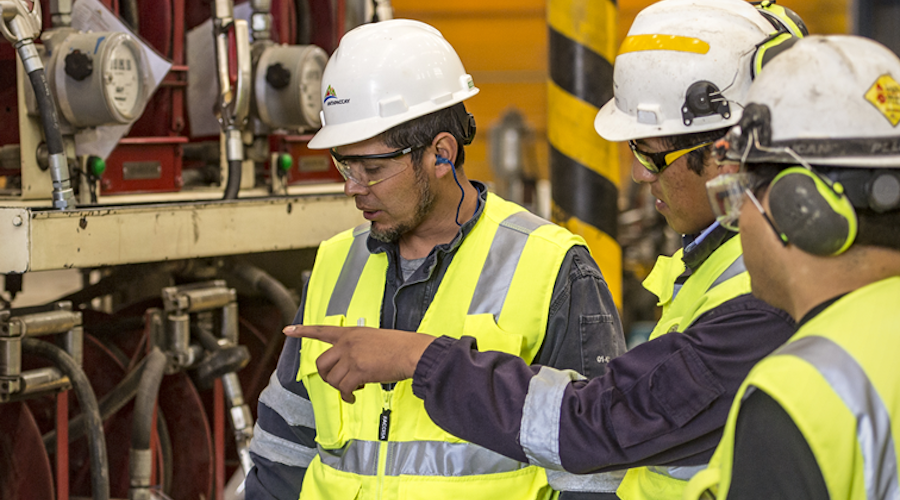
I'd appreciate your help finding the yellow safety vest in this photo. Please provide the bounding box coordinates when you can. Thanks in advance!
[685,277,900,500]
[298,193,585,500]
[617,235,750,500]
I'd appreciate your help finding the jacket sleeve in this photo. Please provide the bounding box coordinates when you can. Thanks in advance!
[245,289,318,500]
[535,245,628,496]
[411,294,796,475]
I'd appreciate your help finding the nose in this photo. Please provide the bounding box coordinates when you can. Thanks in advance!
[344,177,368,197]
[631,156,658,184]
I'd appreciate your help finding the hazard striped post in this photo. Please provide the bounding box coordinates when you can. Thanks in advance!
[548,0,621,307]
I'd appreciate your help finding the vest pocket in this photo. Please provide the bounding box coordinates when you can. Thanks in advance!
[300,455,363,500]
[462,313,530,359]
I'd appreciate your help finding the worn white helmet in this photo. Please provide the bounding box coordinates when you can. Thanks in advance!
[308,19,479,150]
[721,35,900,168]
[594,0,781,141]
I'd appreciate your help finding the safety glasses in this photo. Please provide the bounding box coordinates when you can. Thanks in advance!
[705,173,786,245]
[330,144,428,187]
[629,140,713,175]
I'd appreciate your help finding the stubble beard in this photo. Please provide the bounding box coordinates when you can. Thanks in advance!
[369,164,436,243]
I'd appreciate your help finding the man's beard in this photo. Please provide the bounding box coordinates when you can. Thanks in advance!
[370,164,436,243]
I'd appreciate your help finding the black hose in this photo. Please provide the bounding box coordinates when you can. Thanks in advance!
[119,0,140,32]
[27,68,65,156]
[43,352,150,449]
[22,338,110,500]
[132,347,165,449]
[191,323,222,352]
[230,264,298,326]
[223,159,242,199]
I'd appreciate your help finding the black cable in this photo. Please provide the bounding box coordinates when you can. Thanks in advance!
[223,159,242,199]
[22,338,110,500]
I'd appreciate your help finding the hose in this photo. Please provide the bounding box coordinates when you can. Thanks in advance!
[119,0,140,32]
[22,337,109,500]
[129,347,167,500]
[223,159,242,200]
[229,263,298,327]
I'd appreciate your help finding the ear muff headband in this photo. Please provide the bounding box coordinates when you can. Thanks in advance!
[768,167,859,256]
[751,1,806,79]
[752,33,799,78]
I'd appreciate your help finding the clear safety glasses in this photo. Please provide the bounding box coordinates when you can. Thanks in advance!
[706,172,785,244]
[629,140,714,175]
[330,144,428,187]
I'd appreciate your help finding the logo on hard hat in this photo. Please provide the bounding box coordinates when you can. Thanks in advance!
[324,85,350,106]
[865,75,900,127]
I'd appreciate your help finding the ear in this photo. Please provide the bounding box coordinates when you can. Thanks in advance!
[717,161,741,175]
[432,132,459,178]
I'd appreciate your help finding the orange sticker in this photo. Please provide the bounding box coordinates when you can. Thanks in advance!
[865,74,900,127]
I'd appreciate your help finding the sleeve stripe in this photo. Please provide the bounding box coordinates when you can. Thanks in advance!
[249,424,318,468]
[259,371,316,428]
[519,366,586,468]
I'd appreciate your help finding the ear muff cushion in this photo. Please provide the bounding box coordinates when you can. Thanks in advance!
[768,168,858,256]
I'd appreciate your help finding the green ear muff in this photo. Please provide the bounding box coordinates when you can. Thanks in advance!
[768,167,859,256]
[751,1,806,79]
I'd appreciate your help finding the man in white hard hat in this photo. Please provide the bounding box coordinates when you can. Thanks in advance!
[281,2,806,499]
[244,19,625,500]
[685,34,900,500]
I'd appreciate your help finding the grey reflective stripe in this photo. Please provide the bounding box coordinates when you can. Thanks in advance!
[317,440,529,477]
[707,255,746,292]
[547,469,626,493]
[249,424,318,468]
[775,336,899,500]
[647,464,707,481]
[318,440,380,476]
[469,211,549,318]
[520,366,587,469]
[387,441,529,476]
[326,224,371,317]
[257,372,315,428]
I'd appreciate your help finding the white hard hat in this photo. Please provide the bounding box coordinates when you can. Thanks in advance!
[308,19,479,150]
[721,35,900,168]
[594,0,777,141]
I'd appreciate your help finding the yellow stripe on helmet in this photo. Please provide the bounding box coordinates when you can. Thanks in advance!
[618,34,710,55]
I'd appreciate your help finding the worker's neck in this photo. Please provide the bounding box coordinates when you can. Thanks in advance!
[398,177,479,260]
[785,246,900,321]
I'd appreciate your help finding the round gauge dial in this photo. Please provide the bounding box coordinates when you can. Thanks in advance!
[104,39,143,120]
[300,59,325,127]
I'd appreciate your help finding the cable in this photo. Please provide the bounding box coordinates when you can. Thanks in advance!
[22,337,109,500]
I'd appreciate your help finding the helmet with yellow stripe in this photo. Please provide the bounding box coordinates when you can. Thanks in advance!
[594,0,805,142]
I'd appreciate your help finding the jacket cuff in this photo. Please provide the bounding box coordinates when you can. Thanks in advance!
[412,335,476,399]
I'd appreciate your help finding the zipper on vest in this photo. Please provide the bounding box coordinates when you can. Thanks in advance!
[379,387,393,441]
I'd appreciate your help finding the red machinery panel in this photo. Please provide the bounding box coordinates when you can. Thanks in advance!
[102,138,187,194]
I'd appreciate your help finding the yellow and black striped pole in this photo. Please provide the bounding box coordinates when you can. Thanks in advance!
[548,0,621,307]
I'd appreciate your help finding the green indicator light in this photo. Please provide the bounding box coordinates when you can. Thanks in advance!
[278,154,293,172]
[88,156,106,177]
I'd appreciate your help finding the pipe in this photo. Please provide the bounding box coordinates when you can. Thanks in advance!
[229,263,298,326]
[22,337,109,500]
[129,347,166,500]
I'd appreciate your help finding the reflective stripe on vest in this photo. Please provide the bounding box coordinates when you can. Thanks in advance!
[319,440,530,477]
[325,213,550,320]
[647,465,707,481]
[326,224,371,317]
[707,255,745,291]
[774,336,899,500]
[469,211,548,318]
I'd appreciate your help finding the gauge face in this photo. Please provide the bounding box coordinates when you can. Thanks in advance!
[300,62,324,127]
[105,41,142,119]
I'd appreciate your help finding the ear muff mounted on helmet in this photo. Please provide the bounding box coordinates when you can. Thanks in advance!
[751,0,808,78]
[767,167,859,256]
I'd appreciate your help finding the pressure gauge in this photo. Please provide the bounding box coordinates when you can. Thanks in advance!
[52,31,149,127]
[254,44,328,130]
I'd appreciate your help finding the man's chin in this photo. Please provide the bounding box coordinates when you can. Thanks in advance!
[369,223,402,243]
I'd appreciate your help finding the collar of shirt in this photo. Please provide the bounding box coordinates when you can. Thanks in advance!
[681,221,738,272]
[366,180,489,271]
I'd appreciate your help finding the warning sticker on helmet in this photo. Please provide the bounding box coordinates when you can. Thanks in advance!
[865,74,900,127]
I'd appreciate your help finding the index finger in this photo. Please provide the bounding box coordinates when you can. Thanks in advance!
[283,325,342,344]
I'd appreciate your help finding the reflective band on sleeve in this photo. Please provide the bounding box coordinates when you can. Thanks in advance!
[317,439,528,477]
[469,211,547,318]
[326,224,371,317]
[707,255,746,291]
[249,424,318,468]
[318,440,380,476]
[520,366,586,468]
[647,464,707,481]
[618,34,710,55]
[258,371,315,428]
[386,441,529,477]
[777,336,899,500]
